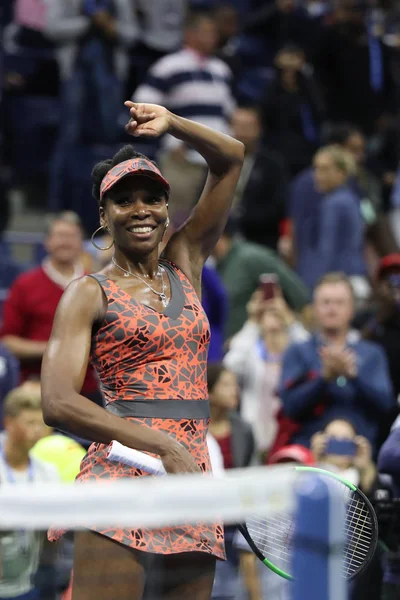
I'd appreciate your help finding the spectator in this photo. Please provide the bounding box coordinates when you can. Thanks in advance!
[207,363,254,469]
[313,416,382,600]
[3,0,58,97]
[45,0,139,212]
[27,381,86,598]
[279,272,394,452]
[359,254,400,401]
[297,145,368,295]
[0,212,101,406]
[374,117,400,211]
[231,105,288,251]
[213,3,242,86]
[241,0,320,69]
[82,229,114,272]
[289,125,397,282]
[377,420,400,600]
[134,10,235,225]
[127,0,186,94]
[207,363,254,600]
[213,217,310,339]
[234,443,314,600]
[29,380,86,483]
[0,343,20,429]
[329,124,398,262]
[224,289,308,457]
[328,124,384,217]
[268,443,315,466]
[261,44,324,177]
[202,264,228,363]
[314,0,395,135]
[311,418,377,493]
[0,384,59,600]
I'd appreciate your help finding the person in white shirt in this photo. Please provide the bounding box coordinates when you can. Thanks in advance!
[0,384,60,600]
[224,288,309,460]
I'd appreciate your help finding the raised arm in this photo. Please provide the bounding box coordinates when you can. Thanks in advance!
[124,102,244,286]
[41,277,199,473]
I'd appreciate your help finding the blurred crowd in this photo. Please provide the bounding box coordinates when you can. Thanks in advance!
[3,0,400,599]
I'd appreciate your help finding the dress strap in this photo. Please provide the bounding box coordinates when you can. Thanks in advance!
[88,273,114,300]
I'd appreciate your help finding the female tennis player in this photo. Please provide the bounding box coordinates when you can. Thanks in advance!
[41,102,244,600]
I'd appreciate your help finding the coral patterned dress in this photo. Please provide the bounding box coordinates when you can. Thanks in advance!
[49,260,225,559]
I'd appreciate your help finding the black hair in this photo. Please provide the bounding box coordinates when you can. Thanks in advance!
[91,145,158,207]
[325,123,363,146]
[207,363,227,393]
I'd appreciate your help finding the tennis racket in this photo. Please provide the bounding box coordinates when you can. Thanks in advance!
[239,465,378,582]
[106,442,378,582]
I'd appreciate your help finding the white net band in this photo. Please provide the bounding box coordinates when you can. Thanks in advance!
[0,465,296,530]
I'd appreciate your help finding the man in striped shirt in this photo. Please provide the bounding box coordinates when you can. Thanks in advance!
[134,10,236,225]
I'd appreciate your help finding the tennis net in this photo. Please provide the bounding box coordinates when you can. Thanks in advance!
[0,466,346,600]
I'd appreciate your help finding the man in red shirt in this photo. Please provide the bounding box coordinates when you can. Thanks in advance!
[0,211,101,406]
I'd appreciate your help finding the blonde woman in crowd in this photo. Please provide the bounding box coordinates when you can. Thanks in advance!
[294,144,370,302]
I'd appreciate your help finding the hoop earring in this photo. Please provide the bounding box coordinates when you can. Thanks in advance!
[91,226,114,251]
[166,218,170,228]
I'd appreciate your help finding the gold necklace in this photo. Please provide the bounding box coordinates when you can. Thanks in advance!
[112,257,169,307]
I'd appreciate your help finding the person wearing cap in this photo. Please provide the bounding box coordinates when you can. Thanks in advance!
[268,443,315,466]
[234,444,313,600]
[41,101,244,600]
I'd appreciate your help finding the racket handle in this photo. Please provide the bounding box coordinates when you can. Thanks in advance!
[106,441,166,475]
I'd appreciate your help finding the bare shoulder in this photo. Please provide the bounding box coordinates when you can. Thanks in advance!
[57,275,107,322]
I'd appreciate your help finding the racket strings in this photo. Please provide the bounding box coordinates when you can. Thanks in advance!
[244,481,375,580]
[246,514,295,566]
[344,493,374,577]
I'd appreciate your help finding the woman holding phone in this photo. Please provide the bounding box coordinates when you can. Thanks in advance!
[311,418,376,493]
[224,287,308,458]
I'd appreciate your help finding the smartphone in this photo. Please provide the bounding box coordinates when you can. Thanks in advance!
[325,438,357,457]
[259,274,278,301]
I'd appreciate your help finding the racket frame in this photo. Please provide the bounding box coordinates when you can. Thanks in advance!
[238,465,378,582]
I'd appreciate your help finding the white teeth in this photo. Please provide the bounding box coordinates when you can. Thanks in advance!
[130,227,152,233]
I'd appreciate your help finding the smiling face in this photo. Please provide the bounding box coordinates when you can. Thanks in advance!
[100,175,169,257]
